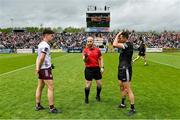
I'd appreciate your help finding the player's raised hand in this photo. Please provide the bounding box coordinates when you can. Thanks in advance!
[117,32,122,37]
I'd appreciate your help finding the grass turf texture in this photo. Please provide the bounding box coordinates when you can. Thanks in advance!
[0,52,180,119]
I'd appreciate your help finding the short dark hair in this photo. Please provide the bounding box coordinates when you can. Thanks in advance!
[43,29,54,35]
[121,31,129,39]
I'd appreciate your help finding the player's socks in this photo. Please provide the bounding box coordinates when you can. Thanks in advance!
[131,104,135,110]
[49,105,54,109]
[121,97,126,105]
[37,103,41,107]
[118,97,126,108]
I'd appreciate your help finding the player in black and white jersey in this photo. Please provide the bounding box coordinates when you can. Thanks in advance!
[133,36,147,65]
[113,31,135,116]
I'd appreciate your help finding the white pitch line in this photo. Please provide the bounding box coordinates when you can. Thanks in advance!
[0,64,35,77]
[0,54,70,77]
[148,59,180,70]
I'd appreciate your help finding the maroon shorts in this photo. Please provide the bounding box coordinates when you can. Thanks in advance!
[38,67,53,80]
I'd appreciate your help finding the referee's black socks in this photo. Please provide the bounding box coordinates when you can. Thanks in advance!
[96,86,102,97]
[85,87,90,99]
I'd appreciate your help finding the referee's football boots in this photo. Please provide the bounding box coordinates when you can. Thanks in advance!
[85,98,89,104]
[96,95,101,102]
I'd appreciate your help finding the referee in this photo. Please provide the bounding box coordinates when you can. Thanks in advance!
[82,36,104,104]
[113,31,135,116]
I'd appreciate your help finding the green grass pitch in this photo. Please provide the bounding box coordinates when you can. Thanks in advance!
[0,52,180,119]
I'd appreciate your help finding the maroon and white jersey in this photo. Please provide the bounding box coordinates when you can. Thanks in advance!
[37,41,51,69]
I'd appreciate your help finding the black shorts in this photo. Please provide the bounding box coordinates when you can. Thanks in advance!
[139,51,145,56]
[118,66,132,82]
[84,67,102,81]
[38,67,53,80]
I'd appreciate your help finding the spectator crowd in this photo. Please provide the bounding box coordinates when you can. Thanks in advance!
[0,30,180,49]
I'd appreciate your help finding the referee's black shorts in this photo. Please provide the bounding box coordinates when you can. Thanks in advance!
[84,67,102,81]
[118,65,132,82]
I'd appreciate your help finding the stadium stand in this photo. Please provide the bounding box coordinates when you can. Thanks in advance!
[0,31,179,50]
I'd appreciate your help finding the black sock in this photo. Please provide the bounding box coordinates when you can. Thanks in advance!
[121,97,126,105]
[50,105,54,109]
[85,87,90,99]
[96,86,101,97]
[37,103,41,107]
[131,104,135,110]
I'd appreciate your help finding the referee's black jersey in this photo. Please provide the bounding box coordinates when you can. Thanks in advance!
[119,42,133,67]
